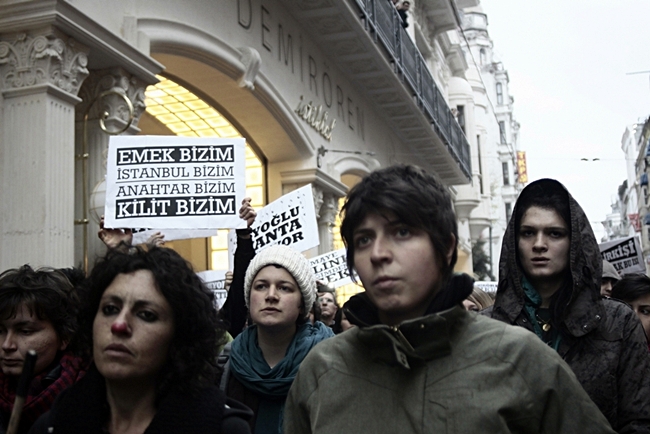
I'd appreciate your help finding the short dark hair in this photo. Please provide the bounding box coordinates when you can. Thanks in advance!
[340,164,458,282]
[0,265,80,348]
[611,274,650,303]
[82,247,227,396]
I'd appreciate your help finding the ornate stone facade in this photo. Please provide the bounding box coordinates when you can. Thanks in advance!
[0,32,88,95]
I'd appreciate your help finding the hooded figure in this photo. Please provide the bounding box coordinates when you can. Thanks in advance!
[486,179,650,432]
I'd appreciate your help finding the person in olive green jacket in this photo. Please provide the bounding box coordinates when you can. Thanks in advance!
[284,164,614,434]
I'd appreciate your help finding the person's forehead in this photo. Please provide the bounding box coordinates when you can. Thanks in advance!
[356,210,399,229]
[0,303,46,325]
[520,206,567,228]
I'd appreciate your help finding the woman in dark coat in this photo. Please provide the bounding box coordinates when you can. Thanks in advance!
[487,178,650,432]
[30,247,251,434]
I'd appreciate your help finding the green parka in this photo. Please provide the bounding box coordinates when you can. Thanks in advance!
[284,284,615,434]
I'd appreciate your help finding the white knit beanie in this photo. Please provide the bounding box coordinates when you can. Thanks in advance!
[244,245,317,319]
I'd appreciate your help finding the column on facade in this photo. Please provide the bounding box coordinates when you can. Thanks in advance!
[280,169,347,256]
[448,76,479,274]
[0,30,89,269]
[74,68,149,269]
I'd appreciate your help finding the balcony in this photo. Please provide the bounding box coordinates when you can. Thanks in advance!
[279,0,472,184]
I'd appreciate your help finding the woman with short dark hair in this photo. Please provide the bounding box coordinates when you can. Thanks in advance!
[0,265,87,434]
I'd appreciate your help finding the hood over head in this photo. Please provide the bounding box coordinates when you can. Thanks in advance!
[493,179,604,337]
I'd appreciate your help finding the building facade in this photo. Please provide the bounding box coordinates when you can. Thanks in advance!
[0,0,485,286]
[606,122,649,265]
[456,5,524,280]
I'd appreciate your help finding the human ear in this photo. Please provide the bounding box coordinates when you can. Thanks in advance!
[445,234,456,265]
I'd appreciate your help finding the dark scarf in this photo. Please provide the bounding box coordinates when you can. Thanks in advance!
[345,273,475,327]
[521,276,562,351]
[0,352,86,433]
[229,322,333,434]
[45,364,225,434]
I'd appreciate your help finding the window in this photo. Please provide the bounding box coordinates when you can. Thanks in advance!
[480,48,487,65]
[496,82,503,105]
[505,202,512,223]
[502,161,510,186]
[499,121,507,144]
[456,105,465,134]
[144,75,267,271]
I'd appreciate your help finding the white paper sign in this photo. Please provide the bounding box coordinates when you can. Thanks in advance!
[197,270,229,309]
[599,235,646,276]
[474,281,498,295]
[131,228,219,245]
[309,249,352,288]
[250,184,319,253]
[104,136,246,230]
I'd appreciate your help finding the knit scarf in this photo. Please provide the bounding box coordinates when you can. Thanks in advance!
[229,322,333,434]
[522,276,562,351]
[0,352,87,433]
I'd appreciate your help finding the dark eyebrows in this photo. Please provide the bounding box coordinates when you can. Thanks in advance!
[100,294,164,311]
[11,320,38,328]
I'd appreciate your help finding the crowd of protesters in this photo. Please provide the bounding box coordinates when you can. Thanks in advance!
[0,163,648,433]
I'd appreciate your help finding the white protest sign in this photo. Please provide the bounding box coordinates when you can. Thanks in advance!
[131,228,218,245]
[104,136,246,230]
[197,270,229,309]
[599,235,646,276]
[250,185,319,253]
[309,249,352,288]
[474,281,498,295]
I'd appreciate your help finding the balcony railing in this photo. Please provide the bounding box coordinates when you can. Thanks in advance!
[354,0,472,180]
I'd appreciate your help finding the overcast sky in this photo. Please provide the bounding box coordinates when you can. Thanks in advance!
[480,1,650,240]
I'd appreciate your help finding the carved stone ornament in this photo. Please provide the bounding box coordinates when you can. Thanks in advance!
[320,194,338,227]
[0,33,89,95]
[238,47,261,91]
[312,185,324,218]
[77,67,147,128]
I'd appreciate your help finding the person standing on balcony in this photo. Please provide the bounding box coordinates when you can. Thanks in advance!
[397,1,410,28]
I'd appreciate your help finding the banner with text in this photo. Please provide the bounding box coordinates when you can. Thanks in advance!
[197,269,228,309]
[309,249,353,288]
[250,184,319,253]
[474,281,498,295]
[599,235,646,276]
[104,136,246,229]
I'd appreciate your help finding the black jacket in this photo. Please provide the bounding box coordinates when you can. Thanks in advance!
[486,179,650,433]
[28,365,252,434]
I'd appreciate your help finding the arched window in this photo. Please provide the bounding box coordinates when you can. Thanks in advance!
[496,82,503,105]
[479,48,487,65]
[144,75,266,271]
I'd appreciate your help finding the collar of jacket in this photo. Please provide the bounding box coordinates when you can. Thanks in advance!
[494,179,605,337]
[345,295,468,369]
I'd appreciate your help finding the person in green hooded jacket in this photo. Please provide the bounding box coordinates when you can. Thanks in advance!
[284,164,614,434]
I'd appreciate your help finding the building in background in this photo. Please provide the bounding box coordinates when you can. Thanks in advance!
[606,121,650,269]
[0,0,525,302]
[457,5,525,280]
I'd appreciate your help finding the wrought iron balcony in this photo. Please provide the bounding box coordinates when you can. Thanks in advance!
[355,0,471,180]
[283,0,472,184]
